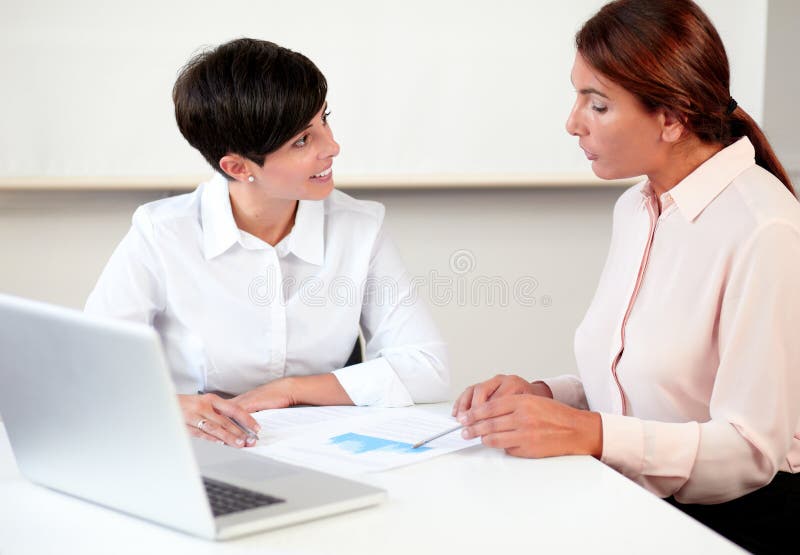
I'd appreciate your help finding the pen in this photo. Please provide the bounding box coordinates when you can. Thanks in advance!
[229,416,259,443]
[412,424,463,449]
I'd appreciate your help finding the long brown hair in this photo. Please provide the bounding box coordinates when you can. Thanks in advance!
[576,0,794,195]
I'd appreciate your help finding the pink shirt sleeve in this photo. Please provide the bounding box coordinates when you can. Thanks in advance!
[600,221,800,503]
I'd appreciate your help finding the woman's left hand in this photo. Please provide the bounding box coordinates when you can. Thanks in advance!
[457,394,603,459]
[232,374,354,413]
[233,377,297,413]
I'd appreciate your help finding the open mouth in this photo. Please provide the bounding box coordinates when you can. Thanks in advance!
[310,167,332,179]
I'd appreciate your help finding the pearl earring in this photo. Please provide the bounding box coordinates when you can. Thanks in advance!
[248,175,255,183]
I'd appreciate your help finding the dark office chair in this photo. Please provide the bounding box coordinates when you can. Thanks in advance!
[344,335,364,367]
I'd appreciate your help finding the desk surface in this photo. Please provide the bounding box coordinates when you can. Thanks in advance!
[0,414,743,555]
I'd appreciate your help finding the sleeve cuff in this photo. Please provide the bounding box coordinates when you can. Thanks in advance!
[600,412,645,479]
[540,375,588,409]
[332,358,414,407]
[600,413,700,497]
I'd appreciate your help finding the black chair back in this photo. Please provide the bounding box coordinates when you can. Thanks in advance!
[344,336,363,367]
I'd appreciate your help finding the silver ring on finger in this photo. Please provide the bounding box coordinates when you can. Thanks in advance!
[197,418,208,431]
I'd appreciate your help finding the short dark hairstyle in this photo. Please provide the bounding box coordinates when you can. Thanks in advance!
[173,38,327,177]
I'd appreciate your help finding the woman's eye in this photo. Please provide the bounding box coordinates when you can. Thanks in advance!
[322,109,331,125]
[592,103,608,114]
[294,134,309,147]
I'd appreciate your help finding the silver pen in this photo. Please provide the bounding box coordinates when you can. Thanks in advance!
[412,424,464,449]
[230,416,259,443]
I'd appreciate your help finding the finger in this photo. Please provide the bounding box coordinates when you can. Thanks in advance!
[459,395,517,426]
[469,376,503,410]
[480,431,520,451]
[187,424,223,444]
[211,396,261,434]
[199,415,249,447]
[504,445,541,458]
[452,386,475,416]
[461,413,516,440]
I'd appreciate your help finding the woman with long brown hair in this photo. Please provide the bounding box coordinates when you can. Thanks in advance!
[453,1,799,551]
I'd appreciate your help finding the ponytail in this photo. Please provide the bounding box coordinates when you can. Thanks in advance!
[728,107,795,195]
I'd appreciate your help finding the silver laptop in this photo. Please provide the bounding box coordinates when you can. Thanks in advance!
[0,293,386,540]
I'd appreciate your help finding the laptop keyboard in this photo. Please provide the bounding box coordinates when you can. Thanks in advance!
[202,476,285,517]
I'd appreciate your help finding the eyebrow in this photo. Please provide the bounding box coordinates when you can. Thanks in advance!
[570,76,610,99]
[578,87,609,99]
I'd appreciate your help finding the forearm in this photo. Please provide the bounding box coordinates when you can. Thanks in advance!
[290,374,354,406]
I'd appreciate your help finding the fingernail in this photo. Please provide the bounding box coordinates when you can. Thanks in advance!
[236,438,244,446]
[246,436,256,445]
[457,414,467,425]
[461,428,471,439]
[254,424,261,433]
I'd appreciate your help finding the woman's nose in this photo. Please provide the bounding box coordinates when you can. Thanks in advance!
[565,102,584,137]
[322,134,340,159]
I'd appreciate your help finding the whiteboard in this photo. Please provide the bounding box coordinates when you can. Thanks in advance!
[0,0,767,185]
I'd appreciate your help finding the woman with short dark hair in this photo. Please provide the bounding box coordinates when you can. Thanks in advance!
[453,1,799,551]
[86,38,450,449]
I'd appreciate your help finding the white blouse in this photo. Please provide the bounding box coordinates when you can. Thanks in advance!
[85,173,450,407]
[544,137,800,503]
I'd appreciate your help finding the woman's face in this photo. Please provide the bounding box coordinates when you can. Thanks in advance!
[251,103,340,200]
[565,53,667,180]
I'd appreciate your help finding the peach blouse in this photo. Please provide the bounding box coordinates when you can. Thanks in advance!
[545,137,800,503]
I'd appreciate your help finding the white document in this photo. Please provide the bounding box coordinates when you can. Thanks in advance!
[249,406,481,475]
[252,406,393,442]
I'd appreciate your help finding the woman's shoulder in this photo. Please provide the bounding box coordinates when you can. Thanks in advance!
[726,165,800,231]
[130,186,204,230]
[323,189,386,227]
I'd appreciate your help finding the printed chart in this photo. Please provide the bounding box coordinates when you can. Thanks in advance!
[251,407,479,475]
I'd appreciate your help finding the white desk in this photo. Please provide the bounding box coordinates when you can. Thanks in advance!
[0,417,743,555]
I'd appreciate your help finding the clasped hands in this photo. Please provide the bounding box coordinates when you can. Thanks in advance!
[452,374,602,459]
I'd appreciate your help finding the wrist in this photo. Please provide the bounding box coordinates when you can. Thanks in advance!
[280,376,300,406]
[578,411,603,458]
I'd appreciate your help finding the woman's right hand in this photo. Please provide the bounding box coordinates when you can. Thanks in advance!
[178,393,260,448]
[452,374,552,418]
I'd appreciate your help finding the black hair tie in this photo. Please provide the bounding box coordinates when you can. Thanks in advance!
[725,97,738,115]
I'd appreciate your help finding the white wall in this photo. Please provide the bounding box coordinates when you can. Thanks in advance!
[764,0,800,175]
[2,0,796,398]
[0,0,768,180]
[0,186,619,394]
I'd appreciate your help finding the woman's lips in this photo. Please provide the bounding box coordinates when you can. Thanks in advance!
[582,147,598,161]
[310,166,333,182]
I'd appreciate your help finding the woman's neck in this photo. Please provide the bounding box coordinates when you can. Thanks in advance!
[228,183,298,246]
[647,137,724,200]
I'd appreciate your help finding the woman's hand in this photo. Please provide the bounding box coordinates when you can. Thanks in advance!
[452,374,552,417]
[457,394,602,458]
[232,377,298,413]
[233,374,354,413]
[178,393,260,448]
